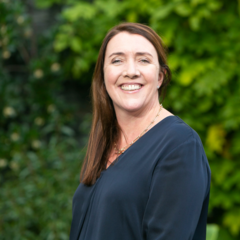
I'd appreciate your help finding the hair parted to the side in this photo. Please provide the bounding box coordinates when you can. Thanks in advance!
[81,22,171,186]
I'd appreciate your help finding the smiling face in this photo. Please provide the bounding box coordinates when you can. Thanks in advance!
[103,32,163,115]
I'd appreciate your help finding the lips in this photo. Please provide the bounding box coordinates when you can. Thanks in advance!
[120,84,142,91]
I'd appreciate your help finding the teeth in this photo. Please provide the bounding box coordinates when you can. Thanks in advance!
[121,84,141,91]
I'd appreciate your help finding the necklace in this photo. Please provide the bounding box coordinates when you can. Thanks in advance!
[114,104,163,155]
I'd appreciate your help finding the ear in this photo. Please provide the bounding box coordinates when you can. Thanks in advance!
[158,69,165,87]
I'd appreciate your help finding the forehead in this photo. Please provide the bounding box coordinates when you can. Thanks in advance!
[105,32,158,57]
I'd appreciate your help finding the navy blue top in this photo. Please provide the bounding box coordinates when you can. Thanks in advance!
[70,116,211,240]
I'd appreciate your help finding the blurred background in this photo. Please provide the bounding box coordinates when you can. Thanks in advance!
[0,0,240,239]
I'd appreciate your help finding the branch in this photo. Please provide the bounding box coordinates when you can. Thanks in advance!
[4,65,28,72]
[18,45,31,63]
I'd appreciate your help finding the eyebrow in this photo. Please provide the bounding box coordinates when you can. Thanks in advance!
[108,52,153,58]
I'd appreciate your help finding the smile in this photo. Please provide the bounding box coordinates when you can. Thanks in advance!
[120,84,142,91]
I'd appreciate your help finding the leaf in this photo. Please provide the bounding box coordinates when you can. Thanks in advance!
[126,11,138,22]
[206,224,219,240]
[174,2,192,16]
[178,62,206,86]
[178,70,194,86]
[63,3,96,22]
[208,1,223,11]
[224,209,240,235]
[194,67,230,97]
[71,56,90,78]
[36,0,54,8]
[151,3,175,20]
[168,54,180,70]
[70,37,82,52]
[95,0,123,18]
[189,16,200,31]
[206,125,226,153]
[54,33,69,52]
[191,0,206,6]
[61,126,74,136]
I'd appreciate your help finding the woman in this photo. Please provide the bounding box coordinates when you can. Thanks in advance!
[70,23,211,240]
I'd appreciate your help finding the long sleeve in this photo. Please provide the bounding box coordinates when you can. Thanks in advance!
[142,134,211,240]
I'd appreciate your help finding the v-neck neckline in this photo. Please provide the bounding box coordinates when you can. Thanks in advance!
[105,115,178,170]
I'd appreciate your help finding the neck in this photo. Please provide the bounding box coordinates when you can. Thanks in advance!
[114,102,161,147]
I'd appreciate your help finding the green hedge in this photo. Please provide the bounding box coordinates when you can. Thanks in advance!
[1,0,240,239]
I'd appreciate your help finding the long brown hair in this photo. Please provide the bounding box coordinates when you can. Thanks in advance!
[81,22,171,185]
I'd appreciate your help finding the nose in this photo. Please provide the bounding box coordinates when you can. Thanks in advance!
[123,60,140,79]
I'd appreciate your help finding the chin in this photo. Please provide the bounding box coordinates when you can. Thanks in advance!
[120,104,145,113]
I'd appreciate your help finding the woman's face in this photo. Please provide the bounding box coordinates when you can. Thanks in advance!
[103,32,163,115]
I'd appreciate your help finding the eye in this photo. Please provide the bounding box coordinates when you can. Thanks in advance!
[111,58,122,64]
[140,59,150,63]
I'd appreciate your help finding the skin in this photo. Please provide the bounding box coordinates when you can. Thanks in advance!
[103,32,173,167]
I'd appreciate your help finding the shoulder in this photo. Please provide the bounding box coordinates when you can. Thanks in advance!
[154,116,210,177]
[159,116,203,151]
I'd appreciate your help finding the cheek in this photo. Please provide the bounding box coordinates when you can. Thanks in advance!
[104,68,119,86]
[145,69,159,84]
[104,71,116,97]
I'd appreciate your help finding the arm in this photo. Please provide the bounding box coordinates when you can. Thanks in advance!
[142,137,210,240]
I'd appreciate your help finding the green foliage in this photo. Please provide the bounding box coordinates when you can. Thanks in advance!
[1,0,240,239]
[0,0,85,238]
[207,224,236,240]
[207,224,220,240]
